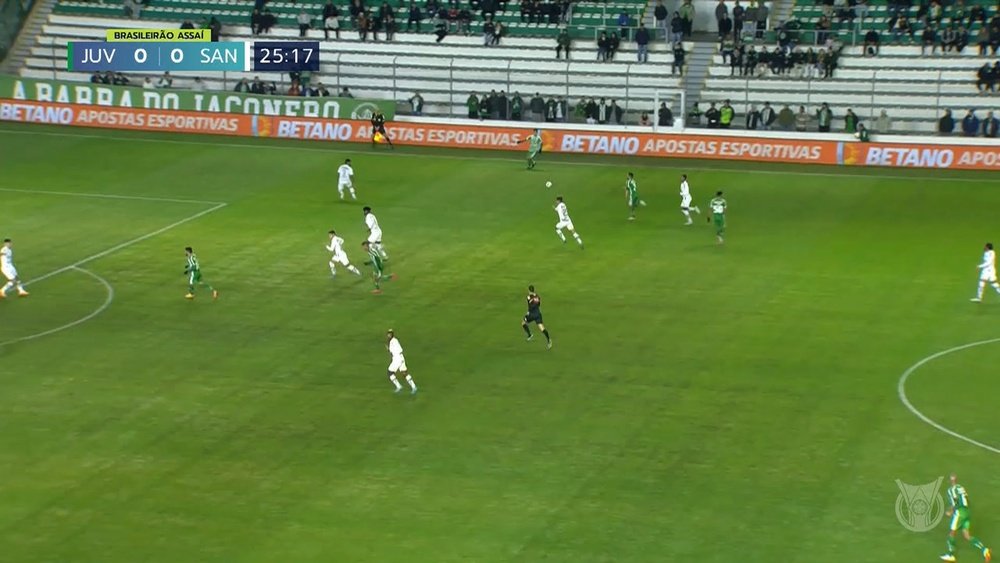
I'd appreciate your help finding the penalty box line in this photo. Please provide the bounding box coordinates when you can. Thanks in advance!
[0,188,228,287]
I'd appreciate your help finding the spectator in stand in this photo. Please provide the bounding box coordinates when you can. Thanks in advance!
[357,11,370,40]
[855,0,869,21]
[928,0,943,26]
[493,21,504,44]
[891,17,913,44]
[288,80,301,96]
[816,102,833,132]
[976,24,990,55]
[498,91,509,119]
[743,45,757,76]
[719,12,733,40]
[672,42,686,75]
[556,28,571,59]
[191,77,206,92]
[180,20,195,29]
[715,0,729,37]
[611,100,624,124]
[409,92,424,115]
[705,102,721,127]
[921,24,938,54]
[719,100,734,128]
[466,93,479,118]
[560,0,571,24]
[260,9,276,34]
[950,0,967,26]
[636,23,650,62]
[385,12,398,40]
[617,10,631,41]
[143,77,154,89]
[688,102,702,125]
[598,98,610,124]
[795,105,810,131]
[680,0,695,38]
[815,16,831,45]
[956,25,969,52]
[315,82,330,96]
[733,0,745,36]
[609,31,621,60]
[744,1,758,38]
[478,95,489,120]
[434,14,448,41]
[639,111,652,126]
[297,10,312,37]
[876,109,891,133]
[234,78,249,92]
[530,92,545,121]
[157,71,173,88]
[558,96,568,122]
[658,102,675,127]
[777,104,794,130]
[745,104,761,129]
[976,62,994,93]
[938,108,955,134]
[962,109,980,136]
[483,17,495,45]
[323,4,340,38]
[458,6,471,34]
[721,35,736,65]
[585,98,598,124]
[340,87,354,98]
[407,2,423,31]
[863,28,880,56]
[655,0,668,38]
[597,32,610,61]
[250,9,263,35]
[250,76,265,94]
[941,23,958,52]
[981,110,999,136]
[755,0,768,39]
[670,12,684,44]
[855,123,870,141]
[731,43,744,75]
[844,108,858,133]
[208,16,221,41]
[823,46,839,78]
[760,101,776,129]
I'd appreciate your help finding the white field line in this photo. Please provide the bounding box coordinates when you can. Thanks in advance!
[0,126,996,184]
[0,267,113,349]
[0,190,227,347]
[25,202,227,286]
[897,337,1000,455]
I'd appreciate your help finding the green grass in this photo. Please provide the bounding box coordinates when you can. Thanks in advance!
[1,122,999,562]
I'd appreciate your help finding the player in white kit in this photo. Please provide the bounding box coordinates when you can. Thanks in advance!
[337,158,356,200]
[386,329,417,394]
[971,242,1000,302]
[679,174,701,225]
[0,238,29,298]
[554,196,584,248]
[326,230,362,278]
[363,206,388,259]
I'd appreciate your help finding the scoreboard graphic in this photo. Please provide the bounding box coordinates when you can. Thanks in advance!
[68,29,320,73]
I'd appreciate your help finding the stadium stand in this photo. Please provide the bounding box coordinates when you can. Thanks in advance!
[699,0,1000,133]
[21,4,690,121]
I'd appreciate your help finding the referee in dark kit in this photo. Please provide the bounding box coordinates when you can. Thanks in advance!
[371,109,394,149]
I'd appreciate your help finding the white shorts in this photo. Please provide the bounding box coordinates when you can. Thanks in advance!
[388,355,407,372]
[330,252,349,266]
[338,180,352,190]
[981,268,997,282]
[367,231,382,244]
[1,265,17,281]
[681,195,692,208]
[556,220,575,231]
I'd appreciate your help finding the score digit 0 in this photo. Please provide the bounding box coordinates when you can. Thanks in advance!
[133,47,147,64]
[170,48,183,64]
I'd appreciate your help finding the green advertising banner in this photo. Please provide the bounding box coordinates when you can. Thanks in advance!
[0,74,394,119]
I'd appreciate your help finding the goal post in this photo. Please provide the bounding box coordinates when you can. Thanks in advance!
[652,89,687,133]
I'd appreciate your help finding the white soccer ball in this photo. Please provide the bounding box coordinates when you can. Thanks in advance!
[545,181,553,188]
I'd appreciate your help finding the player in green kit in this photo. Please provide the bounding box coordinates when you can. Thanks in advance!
[941,474,992,562]
[625,172,646,221]
[520,129,542,169]
[362,240,394,294]
[183,247,217,300]
[709,190,727,244]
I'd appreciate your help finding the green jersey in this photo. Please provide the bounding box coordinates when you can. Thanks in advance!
[626,178,638,198]
[710,196,727,215]
[948,484,970,510]
[527,134,542,153]
[185,254,200,273]
[366,248,384,272]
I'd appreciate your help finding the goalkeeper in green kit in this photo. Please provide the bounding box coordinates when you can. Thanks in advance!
[519,129,543,170]
[941,473,992,562]
[184,246,217,300]
[362,240,394,294]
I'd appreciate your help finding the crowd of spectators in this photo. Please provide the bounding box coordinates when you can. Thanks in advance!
[722,40,842,77]
[975,60,1000,92]
[938,107,1000,135]
[459,91,683,125]
[686,99,890,136]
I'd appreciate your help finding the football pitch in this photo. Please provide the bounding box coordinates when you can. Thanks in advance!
[2,122,1000,562]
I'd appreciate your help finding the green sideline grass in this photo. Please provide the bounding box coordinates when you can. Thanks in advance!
[0,123,999,563]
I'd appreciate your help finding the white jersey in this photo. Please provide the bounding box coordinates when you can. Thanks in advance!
[680,180,691,199]
[0,246,11,269]
[365,213,382,240]
[979,249,997,281]
[555,202,571,223]
[337,164,353,185]
[327,235,346,255]
[388,337,403,358]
